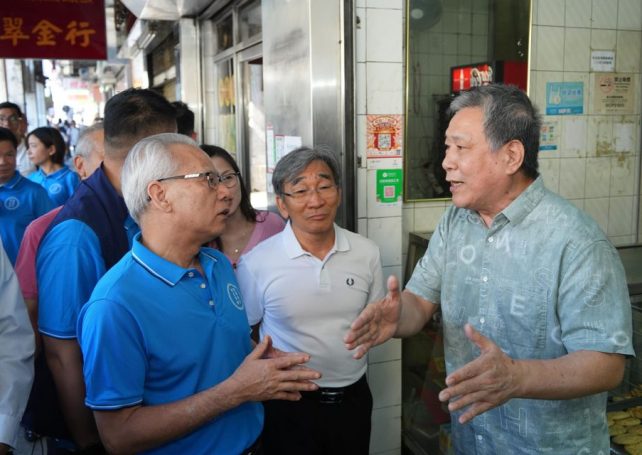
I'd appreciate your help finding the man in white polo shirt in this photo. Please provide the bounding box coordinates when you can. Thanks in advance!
[237,146,384,454]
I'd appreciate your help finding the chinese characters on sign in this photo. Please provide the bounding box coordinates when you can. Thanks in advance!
[594,73,635,114]
[0,0,106,60]
[546,82,584,115]
[366,114,403,159]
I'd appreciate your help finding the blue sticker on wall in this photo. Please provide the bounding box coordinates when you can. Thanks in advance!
[546,82,584,115]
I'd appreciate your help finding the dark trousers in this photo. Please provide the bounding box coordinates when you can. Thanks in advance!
[262,375,373,455]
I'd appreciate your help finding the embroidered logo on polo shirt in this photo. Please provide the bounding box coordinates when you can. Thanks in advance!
[4,196,19,210]
[346,277,354,286]
[227,283,244,310]
[49,183,63,194]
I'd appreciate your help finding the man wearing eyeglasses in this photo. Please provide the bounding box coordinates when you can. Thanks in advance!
[35,89,177,453]
[236,146,385,454]
[77,133,320,454]
[0,102,35,177]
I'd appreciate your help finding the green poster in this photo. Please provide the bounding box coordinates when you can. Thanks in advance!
[376,169,403,203]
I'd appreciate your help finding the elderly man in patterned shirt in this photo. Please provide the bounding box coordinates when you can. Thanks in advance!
[346,84,633,454]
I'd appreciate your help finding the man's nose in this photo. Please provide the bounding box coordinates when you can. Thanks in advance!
[306,188,325,206]
[442,150,455,172]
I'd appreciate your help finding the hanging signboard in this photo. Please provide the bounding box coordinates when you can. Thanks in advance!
[0,0,107,60]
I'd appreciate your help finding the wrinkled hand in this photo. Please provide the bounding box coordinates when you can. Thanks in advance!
[229,335,321,402]
[438,324,521,424]
[344,275,402,359]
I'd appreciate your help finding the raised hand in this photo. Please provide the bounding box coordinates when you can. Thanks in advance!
[438,324,521,424]
[344,275,402,359]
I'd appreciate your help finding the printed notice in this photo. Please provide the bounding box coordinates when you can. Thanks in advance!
[539,119,560,152]
[591,50,615,72]
[594,73,635,114]
[375,169,403,205]
[367,115,403,159]
[546,82,584,115]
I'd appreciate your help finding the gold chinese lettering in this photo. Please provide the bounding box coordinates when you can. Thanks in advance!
[65,20,95,47]
[0,18,29,46]
[33,20,63,46]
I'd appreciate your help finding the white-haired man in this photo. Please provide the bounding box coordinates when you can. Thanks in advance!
[78,133,320,454]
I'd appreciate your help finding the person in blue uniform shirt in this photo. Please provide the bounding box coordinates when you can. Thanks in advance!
[346,84,633,454]
[78,133,320,454]
[36,88,178,453]
[0,127,54,265]
[27,127,79,206]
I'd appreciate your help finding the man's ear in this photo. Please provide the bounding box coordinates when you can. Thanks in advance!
[73,155,86,179]
[275,195,289,220]
[147,181,172,213]
[504,140,525,175]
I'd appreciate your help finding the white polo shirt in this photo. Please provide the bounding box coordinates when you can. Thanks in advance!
[237,222,385,387]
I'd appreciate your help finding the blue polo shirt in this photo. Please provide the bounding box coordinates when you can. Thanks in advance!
[37,166,139,339]
[77,235,263,454]
[0,172,54,265]
[28,166,80,206]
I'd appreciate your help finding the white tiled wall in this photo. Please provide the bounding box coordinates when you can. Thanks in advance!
[530,0,642,246]
[355,0,404,452]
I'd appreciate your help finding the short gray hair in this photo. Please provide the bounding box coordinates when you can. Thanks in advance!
[72,122,103,159]
[122,133,198,224]
[272,146,341,196]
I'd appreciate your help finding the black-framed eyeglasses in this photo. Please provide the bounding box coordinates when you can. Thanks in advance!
[219,172,241,188]
[157,172,220,189]
[282,184,339,201]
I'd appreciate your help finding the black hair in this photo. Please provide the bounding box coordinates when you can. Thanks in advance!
[172,101,195,137]
[201,144,258,223]
[0,126,18,148]
[27,127,67,165]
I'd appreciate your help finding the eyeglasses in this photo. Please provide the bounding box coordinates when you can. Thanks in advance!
[157,172,221,189]
[219,172,240,188]
[282,184,338,201]
[0,115,20,124]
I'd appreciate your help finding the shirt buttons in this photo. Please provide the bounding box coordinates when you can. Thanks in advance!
[480,317,485,324]
[482,276,488,282]
[200,283,206,289]
[208,300,214,307]
[477,435,483,441]
[488,236,494,243]
[188,272,194,278]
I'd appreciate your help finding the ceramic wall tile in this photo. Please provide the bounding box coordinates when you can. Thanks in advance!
[559,158,587,199]
[584,197,610,233]
[367,0,403,9]
[536,26,566,71]
[368,360,402,408]
[538,0,566,26]
[608,196,634,236]
[367,8,403,63]
[560,116,588,158]
[564,28,591,71]
[539,157,561,193]
[366,62,404,114]
[356,8,367,63]
[368,216,403,266]
[618,0,642,30]
[590,29,617,49]
[413,206,446,232]
[616,31,642,73]
[370,338,402,364]
[357,62,367,115]
[610,154,636,196]
[585,157,612,198]
[370,405,402,453]
[566,0,592,27]
[591,0,618,29]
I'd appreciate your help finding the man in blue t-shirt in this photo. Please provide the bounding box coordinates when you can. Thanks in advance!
[78,133,320,454]
[35,89,178,452]
[0,127,54,265]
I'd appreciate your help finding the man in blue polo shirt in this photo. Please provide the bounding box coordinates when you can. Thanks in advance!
[0,127,54,265]
[78,133,320,454]
[36,89,177,452]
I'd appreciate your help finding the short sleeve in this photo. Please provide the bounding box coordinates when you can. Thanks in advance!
[236,257,264,326]
[37,220,106,338]
[367,247,385,304]
[78,298,147,409]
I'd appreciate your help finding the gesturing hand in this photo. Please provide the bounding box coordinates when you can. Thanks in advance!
[229,335,321,402]
[438,324,522,424]
[343,275,402,359]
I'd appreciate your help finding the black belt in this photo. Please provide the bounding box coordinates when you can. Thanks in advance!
[240,435,262,455]
[300,375,366,404]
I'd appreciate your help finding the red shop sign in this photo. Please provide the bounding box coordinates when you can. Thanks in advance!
[0,0,106,60]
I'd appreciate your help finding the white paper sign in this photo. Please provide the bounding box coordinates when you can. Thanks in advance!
[591,50,615,72]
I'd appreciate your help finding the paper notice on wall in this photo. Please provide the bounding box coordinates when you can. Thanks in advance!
[367,114,403,159]
[376,169,403,205]
[594,73,635,114]
[266,124,275,172]
[591,50,615,72]
[539,119,560,152]
[273,135,302,164]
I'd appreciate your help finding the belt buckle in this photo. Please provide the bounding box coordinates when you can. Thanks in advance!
[319,389,344,404]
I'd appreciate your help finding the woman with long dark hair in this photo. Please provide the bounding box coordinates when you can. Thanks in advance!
[202,144,285,269]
